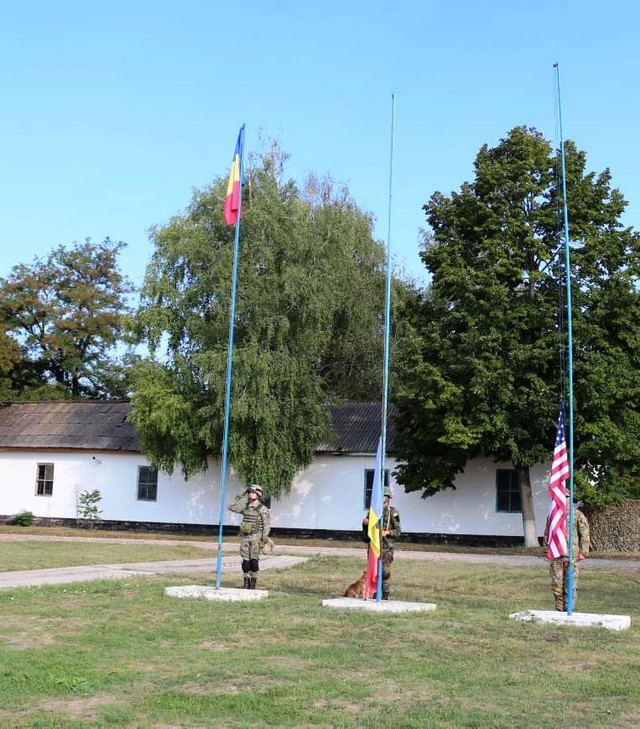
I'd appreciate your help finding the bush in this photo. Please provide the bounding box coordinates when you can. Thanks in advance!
[14,510,35,527]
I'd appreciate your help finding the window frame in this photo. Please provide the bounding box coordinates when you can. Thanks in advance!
[363,468,390,509]
[35,462,54,496]
[137,465,158,502]
[495,468,522,514]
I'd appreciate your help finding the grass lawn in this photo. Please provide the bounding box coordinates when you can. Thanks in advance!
[0,554,639,728]
[0,541,216,572]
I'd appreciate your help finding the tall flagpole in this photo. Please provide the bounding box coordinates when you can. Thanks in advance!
[377,93,396,602]
[554,64,576,615]
[215,124,246,589]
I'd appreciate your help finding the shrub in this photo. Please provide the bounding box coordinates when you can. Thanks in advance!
[14,510,35,527]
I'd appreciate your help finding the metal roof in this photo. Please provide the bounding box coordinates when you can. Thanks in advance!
[0,400,397,455]
[321,402,399,454]
[0,401,139,452]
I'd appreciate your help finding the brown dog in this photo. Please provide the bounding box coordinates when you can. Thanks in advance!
[344,570,367,598]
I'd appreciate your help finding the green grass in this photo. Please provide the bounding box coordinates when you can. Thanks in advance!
[0,524,213,541]
[0,555,639,727]
[0,541,215,571]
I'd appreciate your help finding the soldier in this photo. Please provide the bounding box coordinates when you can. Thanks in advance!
[228,484,271,589]
[546,497,590,611]
[362,485,402,600]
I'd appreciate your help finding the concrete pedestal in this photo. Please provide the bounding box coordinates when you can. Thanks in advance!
[165,585,269,602]
[322,597,436,614]
[510,609,631,631]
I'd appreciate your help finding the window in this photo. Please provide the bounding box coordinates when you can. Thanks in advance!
[137,466,158,501]
[496,469,522,513]
[36,463,54,496]
[364,468,390,509]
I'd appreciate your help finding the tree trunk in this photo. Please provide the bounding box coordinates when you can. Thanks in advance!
[517,466,539,548]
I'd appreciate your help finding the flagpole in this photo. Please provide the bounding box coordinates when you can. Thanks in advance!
[215,124,246,589]
[377,93,396,602]
[554,64,576,615]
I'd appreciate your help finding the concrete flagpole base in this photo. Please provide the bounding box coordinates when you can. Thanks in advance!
[165,585,269,602]
[510,609,631,631]
[322,597,436,614]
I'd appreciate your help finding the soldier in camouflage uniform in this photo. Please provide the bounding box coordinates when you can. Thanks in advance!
[362,485,402,600]
[228,484,271,589]
[546,497,590,611]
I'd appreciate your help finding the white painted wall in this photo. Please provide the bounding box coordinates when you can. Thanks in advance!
[0,450,551,537]
[0,451,240,526]
[272,454,550,537]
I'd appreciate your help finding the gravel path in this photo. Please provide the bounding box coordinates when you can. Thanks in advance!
[2,532,640,567]
[0,554,309,589]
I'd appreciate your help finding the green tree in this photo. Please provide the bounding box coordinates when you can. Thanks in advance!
[395,126,640,545]
[76,488,103,528]
[131,145,406,496]
[0,327,23,398]
[0,238,134,399]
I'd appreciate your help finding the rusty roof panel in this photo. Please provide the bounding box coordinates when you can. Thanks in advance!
[0,401,397,455]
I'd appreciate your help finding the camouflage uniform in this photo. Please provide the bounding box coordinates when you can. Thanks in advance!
[362,495,401,599]
[549,508,590,611]
[228,486,270,589]
[380,503,402,598]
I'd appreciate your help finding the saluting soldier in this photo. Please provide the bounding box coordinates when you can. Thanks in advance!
[362,485,402,600]
[228,484,271,589]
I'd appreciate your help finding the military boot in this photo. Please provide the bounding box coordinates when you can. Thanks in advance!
[243,575,251,589]
[382,591,390,601]
[249,576,257,589]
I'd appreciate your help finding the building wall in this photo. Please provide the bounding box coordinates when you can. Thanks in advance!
[0,450,551,537]
[272,454,550,537]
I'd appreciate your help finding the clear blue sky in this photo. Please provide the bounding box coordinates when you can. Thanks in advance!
[1,1,639,292]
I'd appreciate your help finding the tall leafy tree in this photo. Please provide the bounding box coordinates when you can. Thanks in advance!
[0,238,134,399]
[0,328,22,398]
[395,126,640,545]
[131,145,406,496]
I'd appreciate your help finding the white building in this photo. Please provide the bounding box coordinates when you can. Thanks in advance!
[0,401,551,543]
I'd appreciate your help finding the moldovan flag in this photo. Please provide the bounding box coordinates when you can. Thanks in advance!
[546,403,569,560]
[364,438,383,600]
[223,128,244,225]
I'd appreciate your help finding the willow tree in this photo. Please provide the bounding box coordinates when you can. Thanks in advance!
[394,126,640,545]
[131,146,403,496]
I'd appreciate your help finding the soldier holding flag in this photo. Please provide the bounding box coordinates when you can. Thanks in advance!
[362,485,401,600]
[545,497,590,611]
[543,402,590,611]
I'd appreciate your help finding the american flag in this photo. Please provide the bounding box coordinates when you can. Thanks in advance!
[546,403,569,560]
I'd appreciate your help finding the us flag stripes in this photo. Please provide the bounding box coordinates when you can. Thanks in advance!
[546,402,569,560]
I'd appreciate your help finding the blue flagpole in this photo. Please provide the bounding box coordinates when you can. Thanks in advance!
[215,124,245,589]
[554,64,576,615]
[377,93,396,602]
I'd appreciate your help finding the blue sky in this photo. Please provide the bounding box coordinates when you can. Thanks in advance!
[1,1,639,292]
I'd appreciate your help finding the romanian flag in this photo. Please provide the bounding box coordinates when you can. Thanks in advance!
[223,127,244,225]
[364,438,383,600]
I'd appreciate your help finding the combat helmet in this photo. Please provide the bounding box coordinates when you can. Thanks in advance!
[248,484,264,497]
[383,485,393,498]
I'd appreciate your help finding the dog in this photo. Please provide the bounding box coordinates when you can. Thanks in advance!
[344,570,367,598]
